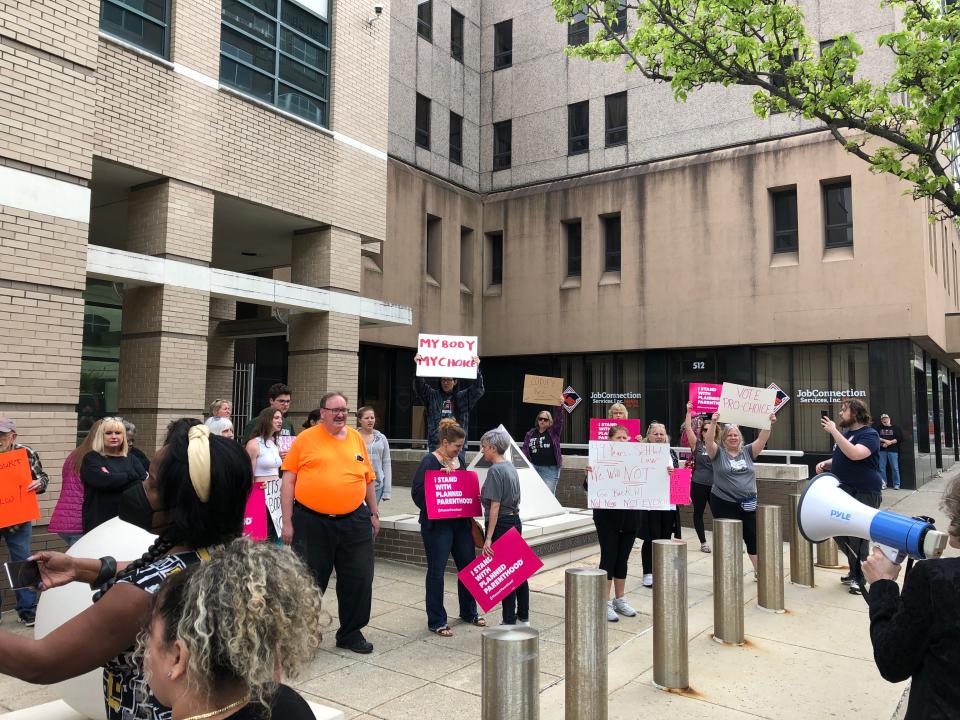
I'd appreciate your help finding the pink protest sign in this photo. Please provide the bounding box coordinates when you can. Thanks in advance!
[689,383,723,413]
[669,467,692,505]
[590,418,642,441]
[458,528,544,613]
[278,434,295,454]
[425,470,481,520]
[242,484,267,541]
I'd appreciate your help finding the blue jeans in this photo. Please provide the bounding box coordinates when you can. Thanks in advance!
[58,533,82,547]
[533,465,560,495]
[375,477,385,503]
[879,450,901,488]
[2,523,38,616]
[420,518,479,630]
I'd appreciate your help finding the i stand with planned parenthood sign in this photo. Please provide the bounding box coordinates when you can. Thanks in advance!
[425,470,481,520]
[458,528,543,613]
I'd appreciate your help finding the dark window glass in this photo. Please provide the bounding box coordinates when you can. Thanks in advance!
[605,92,627,147]
[771,188,799,253]
[568,11,588,46]
[823,181,853,247]
[493,120,511,170]
[566,221,582,277]
[489,232,503,286]
[100,0,169,56]
[449,111,463,166]
[494,19,512,69]
[416,93,431,149]
[568,101,589,155]
[219,0,330,126]
[611,5,627,34]
[417,0,432,41]
[603,215,621,273]
[451,9,464,62]
[819,40,852,85]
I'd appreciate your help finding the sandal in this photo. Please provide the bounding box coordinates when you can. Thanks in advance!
[433,626,454,637]
[700,543,711,553]
[466,617,487,627]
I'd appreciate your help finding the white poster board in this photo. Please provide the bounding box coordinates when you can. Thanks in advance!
[718,382,777,430]
[265,477,282,536]
[587,441,673,510]
[415,333,479,379]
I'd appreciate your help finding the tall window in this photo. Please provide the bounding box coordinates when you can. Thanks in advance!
[771,187,799,253]
[426,215,442,283]
[220,0,331,127]
[603,215,621,273]
[823,180,853,247]
[487,231,503,286]
[494,19,512,69]
[449,111,463,166]
[568,12,588,46]
[416,93,431,149]
[565,220,582,277]
[568,101,589,155]
[611,4,627,34]
[460,226,474,291]
[451,9,464,62]
[605,92,627,147]
[417,0,432,41]
[101,0,169,56]
[493,120,512,170]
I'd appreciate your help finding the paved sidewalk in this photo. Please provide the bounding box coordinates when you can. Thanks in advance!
[1,471,956,718]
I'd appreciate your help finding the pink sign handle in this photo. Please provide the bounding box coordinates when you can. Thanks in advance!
[669,467,692,505]
[425,470,482,520]
[242,484,268,541]
[457,528,544,613]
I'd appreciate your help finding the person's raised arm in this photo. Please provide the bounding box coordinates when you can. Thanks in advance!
[683,402,697,449]
[821,417,873,461]
[551,403,565,439]
[703,413,720,458]
[750,414,777,458]
[459,362,485,410]
[413,360,437,402]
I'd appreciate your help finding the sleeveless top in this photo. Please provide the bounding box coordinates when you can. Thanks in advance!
[253,437,282,478]
[103,548,212,720]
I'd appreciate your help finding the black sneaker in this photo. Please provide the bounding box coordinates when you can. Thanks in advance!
[848,584,863,595]
[336,633,373,654]
[17,613,36,627]
[840,574,853,584]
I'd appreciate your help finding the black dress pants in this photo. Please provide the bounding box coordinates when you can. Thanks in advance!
[293,502,374,644]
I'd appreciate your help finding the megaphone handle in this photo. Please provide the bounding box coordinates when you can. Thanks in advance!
[876,544,905,565]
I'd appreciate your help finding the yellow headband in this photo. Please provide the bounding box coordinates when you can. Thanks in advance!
[187,424,212,502]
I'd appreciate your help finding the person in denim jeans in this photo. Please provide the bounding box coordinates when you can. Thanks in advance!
[480,428,529,626]
[411,419,484,636]
[877,414,903,490]
[0,417,49,626]
[521,404,564,494]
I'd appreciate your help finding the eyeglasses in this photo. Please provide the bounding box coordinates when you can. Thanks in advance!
[323,407,350,415]
[276,399,292,405]
[537,417,551,422]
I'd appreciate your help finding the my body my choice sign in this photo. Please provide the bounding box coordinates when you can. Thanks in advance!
[415,334,478,379]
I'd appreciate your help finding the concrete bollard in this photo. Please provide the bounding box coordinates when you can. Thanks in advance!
[712,518,744,645]
[756,505,785,613]
[653,540,688,689]
[564,568,608,720]
[815,537,841,568]
[789,494,815,587]
[482,626,540,720]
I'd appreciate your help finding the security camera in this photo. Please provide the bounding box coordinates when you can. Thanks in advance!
[367,3,384,25]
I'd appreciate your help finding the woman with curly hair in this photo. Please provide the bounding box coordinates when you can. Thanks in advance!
[0,422,252,720]
[143,539,322,719]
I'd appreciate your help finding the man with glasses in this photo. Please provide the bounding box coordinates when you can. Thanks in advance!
[280,392,380,653]
[241,383,295,449]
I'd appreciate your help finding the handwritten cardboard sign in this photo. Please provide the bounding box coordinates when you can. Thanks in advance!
[242,484,267,541]
[522,375,564,406]
[669,467,692,505]
[458,527,543,613]
[264,477,282,536]
[415,334,479,379]
[689,383,723,413]
[718,382,777,430]
[587,441,673,510]
[590,418,642,442]
[0,448,41,529]
[425,470,481,520]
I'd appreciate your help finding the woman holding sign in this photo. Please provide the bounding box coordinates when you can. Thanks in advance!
[244,407,283,542]
[638,422,682,588]
[684,402,714,553]
[521,405,564,494]
[704,412,777,573]
[411,419,485,636]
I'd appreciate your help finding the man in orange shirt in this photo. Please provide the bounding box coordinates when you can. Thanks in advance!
[280,391,381,653]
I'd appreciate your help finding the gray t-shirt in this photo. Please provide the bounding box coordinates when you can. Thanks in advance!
[481,461,521,516]
[710,445,756,502]
[692,440,714,486]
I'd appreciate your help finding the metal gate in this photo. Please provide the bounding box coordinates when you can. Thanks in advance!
[232,362,255,433]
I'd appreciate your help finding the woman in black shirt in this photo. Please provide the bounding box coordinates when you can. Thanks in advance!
[80,417,146,532]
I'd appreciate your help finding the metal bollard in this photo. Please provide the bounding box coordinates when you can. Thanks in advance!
[482,626,540,720]
[653,540,688,689]
[564,568,607,719]
[815,537,841,568]
[712,518,744,645]
[756,505,785,613]
[789,494,815,587]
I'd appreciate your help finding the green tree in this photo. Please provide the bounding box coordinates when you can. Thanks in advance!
[553,0,960,218]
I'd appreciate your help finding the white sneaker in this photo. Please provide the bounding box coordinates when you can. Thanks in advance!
[612,597,637,617]
[606,600,619,622]
[517,620,531,627]
[642,573,653,587]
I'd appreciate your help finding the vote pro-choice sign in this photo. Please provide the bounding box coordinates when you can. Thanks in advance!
[590,418,642,441]
[415,334,479,379]
[458,528,543,613]
[718,382,777,430]
[425,470,481,520]
[689,383,723,414]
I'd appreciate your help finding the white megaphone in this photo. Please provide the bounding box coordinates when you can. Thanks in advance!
[797,473,948,563]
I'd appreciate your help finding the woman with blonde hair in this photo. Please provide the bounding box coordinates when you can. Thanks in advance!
[357,406,392,503]
[638,421,681,588]
[80,416,147,532]
[143,539,321,719]
[49,420,101,545]
[607,403,642,440]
